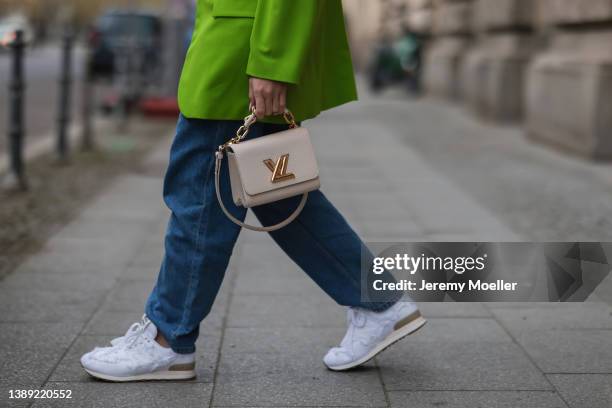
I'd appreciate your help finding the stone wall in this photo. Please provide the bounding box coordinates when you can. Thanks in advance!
[420,0,612,159]
[342,0,387,68]
[462,0,535,121]
[423,0,475,99]
[525,0,612,159]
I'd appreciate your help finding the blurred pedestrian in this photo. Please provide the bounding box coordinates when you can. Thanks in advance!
[80,0,426,381]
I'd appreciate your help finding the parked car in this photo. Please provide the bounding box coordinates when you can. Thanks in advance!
[88,10,163,79]
[0,13,35,49]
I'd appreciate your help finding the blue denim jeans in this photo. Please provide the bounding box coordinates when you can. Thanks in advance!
[146,115,399,354]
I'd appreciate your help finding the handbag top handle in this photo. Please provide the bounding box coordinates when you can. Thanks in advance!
[218,108,298,154]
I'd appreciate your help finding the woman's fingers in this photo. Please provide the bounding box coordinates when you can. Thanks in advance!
[265,89,274,117]
[272,89,281,115]
[249,80,255,111]
[279,90,287,114]
[254,92,266,118]
[249,78,288,118]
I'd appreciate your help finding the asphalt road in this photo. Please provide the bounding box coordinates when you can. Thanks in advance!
[0,43,85,154]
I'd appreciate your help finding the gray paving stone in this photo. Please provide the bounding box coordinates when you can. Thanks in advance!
[98,280,156,312]
[324,176,395,194]
[17,250,132,275]
[1,348,67,384]
[408,318,511,343]
[32,382,213,408]
[107,174,166,196]
[0,269,117,293]
[421,232,512,242]
[79,193,166,223]
[213,352,387,407]
[486,302,570,310]
[227,294,344,328]
[0,322,82,351]
[221,327,346,356]
[0,288,105,323]
[388,390,568,408]
[78,200,165,222]
[491,303,612,332]
[77,176,166,222]
[129,244,165,269]
[359,219,423,236]
[363,233,430,242]
[548,374,612,408]
[233,266,324,296]
[56,218,153,241]
[42,236,140,259]
[593,275,612,308]
[119,265,160,282]
[334,196,413,222]
[233,274,323,297]
[232,247,300,275]
[82,310,146,335]
[514,330,612,374]
[318,164,382,182]
[378,342,552,391]
[358,210,423,226]
[418,303,492,318]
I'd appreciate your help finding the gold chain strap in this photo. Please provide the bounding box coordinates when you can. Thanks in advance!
[218,109,298,153]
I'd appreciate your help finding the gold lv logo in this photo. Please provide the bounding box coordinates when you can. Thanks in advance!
[263,154,295,183]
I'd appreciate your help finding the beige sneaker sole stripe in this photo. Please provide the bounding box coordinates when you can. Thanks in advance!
[169,362,196,371]
[393,310,422,331]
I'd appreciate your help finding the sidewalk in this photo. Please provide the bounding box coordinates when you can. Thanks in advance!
[1,93,611,408]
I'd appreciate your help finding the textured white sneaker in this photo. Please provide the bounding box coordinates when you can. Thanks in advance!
[323,301,426,371]
[81,316,196,382]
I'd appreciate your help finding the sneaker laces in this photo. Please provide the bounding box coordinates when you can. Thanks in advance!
[121,315,152,350]
[347,307,367,328]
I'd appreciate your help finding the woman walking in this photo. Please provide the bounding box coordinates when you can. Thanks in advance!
[81,0,426,381]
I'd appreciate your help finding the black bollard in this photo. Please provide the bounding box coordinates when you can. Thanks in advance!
[57,28,74,161]
[81,47,95,151]
[3,30,27,191]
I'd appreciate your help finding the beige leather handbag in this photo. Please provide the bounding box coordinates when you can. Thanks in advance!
[215,110,320,232]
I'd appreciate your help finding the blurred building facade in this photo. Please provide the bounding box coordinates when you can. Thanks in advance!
[343,0,612,160]
[0,0,165,33]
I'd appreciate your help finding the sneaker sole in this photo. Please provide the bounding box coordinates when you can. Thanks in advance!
[82,367,196,382]
[325,311,428,372]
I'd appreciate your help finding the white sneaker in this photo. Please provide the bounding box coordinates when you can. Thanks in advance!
[323,301,426,371]
[80,316,196,382]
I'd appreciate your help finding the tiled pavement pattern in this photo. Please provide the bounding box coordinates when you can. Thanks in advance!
[1,95,611,408]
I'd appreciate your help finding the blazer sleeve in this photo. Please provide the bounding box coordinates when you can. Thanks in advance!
[246,0,320,84]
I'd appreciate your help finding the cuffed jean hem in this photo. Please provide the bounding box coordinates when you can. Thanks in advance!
[168,344,196,355]
[145,308,197,355]
[361,288,408,312]
[365,301,397,312]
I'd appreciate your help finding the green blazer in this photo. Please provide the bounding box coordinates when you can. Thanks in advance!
[178,0,358,122]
